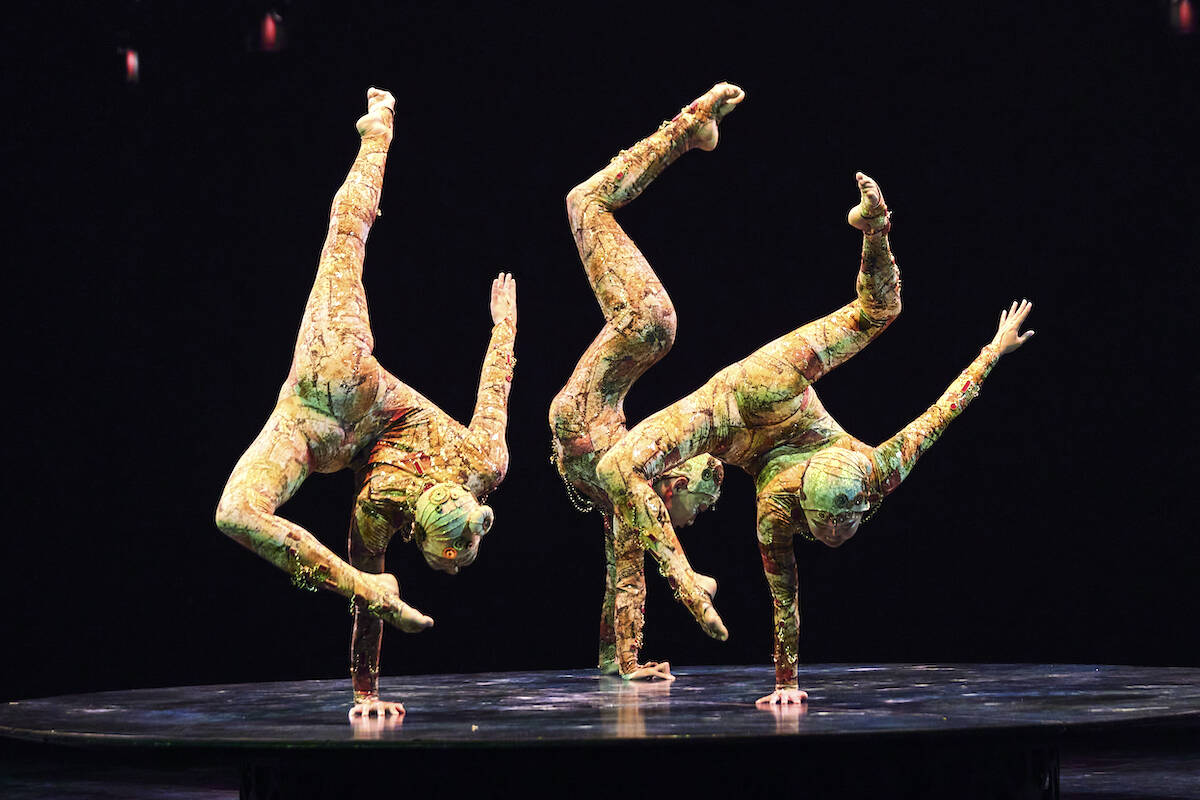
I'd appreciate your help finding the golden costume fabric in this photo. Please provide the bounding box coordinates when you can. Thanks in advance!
[216,89,516,710]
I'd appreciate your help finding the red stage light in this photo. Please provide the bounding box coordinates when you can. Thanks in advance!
[1180,0,1194,33]
[261,12,280,51]
[124,49,139,83]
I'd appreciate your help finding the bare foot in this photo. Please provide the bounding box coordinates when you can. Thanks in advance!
[688,573,727,640]
[389,599,435,632]
[622,661,675,681]
[349,698,406,719]
[700,603,728,641]
[360,571,434,632]
[756,688,809,706]
[682,82,745,152]
[847,172,889,233]
[355,87,396,142]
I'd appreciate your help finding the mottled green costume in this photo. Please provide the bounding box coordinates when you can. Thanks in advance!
[550,85,740,676]
[215,89,516,710]
[591,113,1027,695]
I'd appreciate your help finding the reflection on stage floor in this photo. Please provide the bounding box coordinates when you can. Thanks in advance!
[2,664,1197,799]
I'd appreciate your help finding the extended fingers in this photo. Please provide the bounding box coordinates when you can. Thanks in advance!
[491,272,515,295]
[755,688,809,706]
[999,299,1033,328]
[623,662,677,681]
[349,700,406,719]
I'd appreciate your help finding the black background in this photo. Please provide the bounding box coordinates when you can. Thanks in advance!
[3,1,1196,703]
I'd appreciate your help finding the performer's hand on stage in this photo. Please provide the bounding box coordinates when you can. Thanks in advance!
[623,661,675,682]
[755,688,809,706]
[991,299,1034,356]
[348,698,406,719]
[490,272,517,326]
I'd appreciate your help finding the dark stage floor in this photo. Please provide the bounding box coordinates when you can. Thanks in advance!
[1,664,1197,798]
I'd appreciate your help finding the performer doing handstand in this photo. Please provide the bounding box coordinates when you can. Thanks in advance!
[216,88,517,716]
[592,100,1033,701]
[549,84,747,681]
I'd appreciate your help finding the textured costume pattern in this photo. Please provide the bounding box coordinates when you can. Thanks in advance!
[590,98,1032,698]
[550,84,742,677]
[215,89,516,712]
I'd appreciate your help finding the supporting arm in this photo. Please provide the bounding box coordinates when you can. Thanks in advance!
[755,502,805,702]
[595,401,729,674]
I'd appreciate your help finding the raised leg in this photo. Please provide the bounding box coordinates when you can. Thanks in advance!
[747,172,902,389]
[566,83,743,351]
[551,84,744,450]
[555,86,743,677]
[290,88,397,425]
[216,89,432,635]
[847,172,898,309]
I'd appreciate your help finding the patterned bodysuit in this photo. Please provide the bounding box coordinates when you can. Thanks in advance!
[215,90,515,705]
[550,85,739,674]
[595,186,1006,689]
[347,324,513,702]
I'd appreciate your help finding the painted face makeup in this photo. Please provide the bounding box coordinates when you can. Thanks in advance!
[802,508,864,547]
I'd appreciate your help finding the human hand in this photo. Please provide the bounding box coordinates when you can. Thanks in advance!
[990,299,1034,356]
[622,661,675,681]
[755,687,809,706]
[490,272,516,326]
[349,698,406,719]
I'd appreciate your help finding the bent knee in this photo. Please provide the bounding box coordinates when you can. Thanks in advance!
[566,182,612,231]
[566,184,592,230]
[548,391,573,432]
[627,298,677,355]
[863,295,901,328]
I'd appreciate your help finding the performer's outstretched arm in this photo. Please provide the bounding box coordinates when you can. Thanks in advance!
[872,300,1035,496]
[462,273,517,491]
